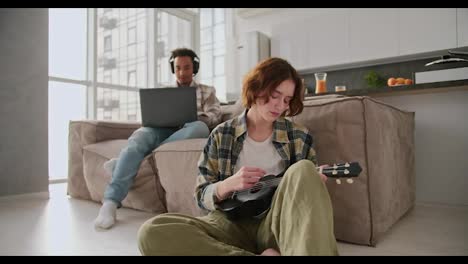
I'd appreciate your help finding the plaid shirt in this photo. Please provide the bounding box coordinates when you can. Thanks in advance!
[195,109,317,211]
[173,80,222,130]
[193,81,222,130]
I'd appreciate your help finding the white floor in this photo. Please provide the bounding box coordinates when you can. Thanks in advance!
[0,183,467,256]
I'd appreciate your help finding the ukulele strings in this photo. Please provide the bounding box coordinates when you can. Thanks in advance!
[233,167,351,195]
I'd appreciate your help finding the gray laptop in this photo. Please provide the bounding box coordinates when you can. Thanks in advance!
[139,86,197,128]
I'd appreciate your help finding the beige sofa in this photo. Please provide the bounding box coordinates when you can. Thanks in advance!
[68,95,415,246]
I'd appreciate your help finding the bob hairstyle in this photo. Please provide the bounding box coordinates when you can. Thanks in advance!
[241,57,304,117]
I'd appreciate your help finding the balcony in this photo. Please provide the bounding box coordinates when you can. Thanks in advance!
[97,98,120,109]
[98,57,117,69]
[99,16,117,30]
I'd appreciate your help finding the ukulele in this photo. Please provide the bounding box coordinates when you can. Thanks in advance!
[217,162,362,220]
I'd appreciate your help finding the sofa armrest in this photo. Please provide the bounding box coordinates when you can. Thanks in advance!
[292,95,415,245]
[67,120,141,199]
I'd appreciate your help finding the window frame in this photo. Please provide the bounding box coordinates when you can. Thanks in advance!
[48,8,228,182]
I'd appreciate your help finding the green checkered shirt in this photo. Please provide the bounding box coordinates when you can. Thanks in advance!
[195,110,317,211]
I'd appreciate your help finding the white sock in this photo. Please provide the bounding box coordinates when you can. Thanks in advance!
[103,158,118,176]
[94,200,118,229]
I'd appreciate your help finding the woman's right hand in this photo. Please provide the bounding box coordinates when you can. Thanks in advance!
[216,166,266,200]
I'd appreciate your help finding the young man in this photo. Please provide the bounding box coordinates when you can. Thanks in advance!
[94,48,222,229]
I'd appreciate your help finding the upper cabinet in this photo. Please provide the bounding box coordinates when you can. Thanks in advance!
[271,27,310,71]
[306,10,350,70]
[349,9,399,62]
[271,9,350,71]
[269,8,461,71]
[457,8,468,47]
[398,8,457,56]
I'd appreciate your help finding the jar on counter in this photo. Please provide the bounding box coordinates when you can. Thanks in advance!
[335,85,347,92]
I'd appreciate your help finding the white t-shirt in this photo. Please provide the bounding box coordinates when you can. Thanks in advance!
[234,132,285,176]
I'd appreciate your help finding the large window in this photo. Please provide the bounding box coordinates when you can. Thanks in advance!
[96,8,149,121]
[48,8,228,181]
[200,8,227,102]
[48,9,87,182]
[95,8,198,120]
[156,9,195,86]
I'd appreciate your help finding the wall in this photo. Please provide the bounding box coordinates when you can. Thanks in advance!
[376,90,468,206]
[0,9,49,196]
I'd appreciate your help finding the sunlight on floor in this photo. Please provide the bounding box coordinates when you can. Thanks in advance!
[0,183,155,255]
[0,183,467,255]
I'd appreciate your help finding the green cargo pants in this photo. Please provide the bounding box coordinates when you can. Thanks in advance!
[137,160,338,256]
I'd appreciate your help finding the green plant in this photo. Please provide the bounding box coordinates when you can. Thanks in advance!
[364,70,386,88]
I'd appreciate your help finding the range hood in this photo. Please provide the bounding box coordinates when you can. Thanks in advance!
[449,49,468,57]
[425,55,468,66]
[425,49,468,66]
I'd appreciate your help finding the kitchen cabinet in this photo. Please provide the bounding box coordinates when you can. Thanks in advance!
[304,10,350,70]
[270,8,460,71]
[457,8,468,47]
[271,9,350,71]
[349,9,399,62]
[398,8,457,55]
[271,29,309,70]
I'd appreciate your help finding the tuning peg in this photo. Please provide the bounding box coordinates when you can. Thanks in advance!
[346,178,354,184]
[345,162,350,167]
[344,169,349,175]
[336,179,342,184]
[333,164,338,169]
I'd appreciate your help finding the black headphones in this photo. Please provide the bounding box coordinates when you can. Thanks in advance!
[169,52,200,75]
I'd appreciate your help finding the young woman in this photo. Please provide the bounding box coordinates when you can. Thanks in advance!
[137,57,338,256]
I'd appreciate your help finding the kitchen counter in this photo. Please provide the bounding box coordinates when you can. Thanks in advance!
[305,79,468,98]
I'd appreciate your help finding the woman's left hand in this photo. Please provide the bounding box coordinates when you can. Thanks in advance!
[318,164,329,183]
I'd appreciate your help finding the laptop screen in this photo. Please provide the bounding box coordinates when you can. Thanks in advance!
[139,87,197,128]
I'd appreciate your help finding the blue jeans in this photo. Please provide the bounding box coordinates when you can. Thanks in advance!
[104,121,209,207]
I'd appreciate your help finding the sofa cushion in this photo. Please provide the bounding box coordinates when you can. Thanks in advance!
[153,138,208,217]
[82,139,166,213]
